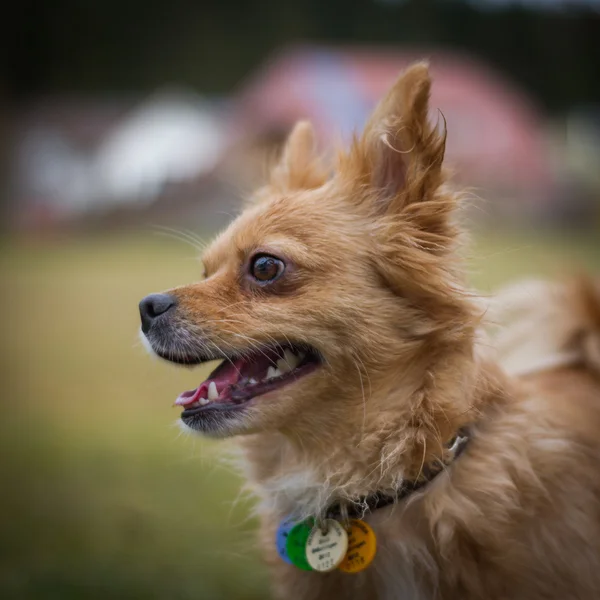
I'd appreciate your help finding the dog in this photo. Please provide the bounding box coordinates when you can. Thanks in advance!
[139,63,600,599]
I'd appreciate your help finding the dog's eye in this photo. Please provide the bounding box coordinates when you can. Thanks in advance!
[250,255,285,283]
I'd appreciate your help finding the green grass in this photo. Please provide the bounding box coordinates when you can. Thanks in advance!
[0,227,598,599]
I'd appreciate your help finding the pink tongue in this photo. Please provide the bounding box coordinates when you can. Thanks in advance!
[174,358,246,406]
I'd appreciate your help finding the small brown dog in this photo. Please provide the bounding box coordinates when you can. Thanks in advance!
[139,63,600,599]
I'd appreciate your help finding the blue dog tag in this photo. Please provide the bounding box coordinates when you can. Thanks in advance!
[276,518,295,564]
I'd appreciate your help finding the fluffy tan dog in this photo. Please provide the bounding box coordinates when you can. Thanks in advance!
[139,63,600,599]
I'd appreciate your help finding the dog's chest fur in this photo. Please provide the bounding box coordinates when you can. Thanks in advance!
[237,441,439,600]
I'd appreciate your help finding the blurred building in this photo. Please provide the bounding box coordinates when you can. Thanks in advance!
[229,45,554,215]
[11,90,225,230]
[8,44,599,231]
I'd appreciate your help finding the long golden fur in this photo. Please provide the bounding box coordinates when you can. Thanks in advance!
[141,63,600,599]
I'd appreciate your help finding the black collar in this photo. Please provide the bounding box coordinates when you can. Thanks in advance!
[326,429,470,520]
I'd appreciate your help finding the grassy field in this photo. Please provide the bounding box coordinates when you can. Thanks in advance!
[0,227,598,599]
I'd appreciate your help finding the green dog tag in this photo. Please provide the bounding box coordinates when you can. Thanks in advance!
[285,519,314,571]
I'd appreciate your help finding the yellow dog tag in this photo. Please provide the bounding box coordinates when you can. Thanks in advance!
[338,519,377,573]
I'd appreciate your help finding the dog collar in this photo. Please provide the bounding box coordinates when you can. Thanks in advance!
[326,428,470,520]
[276,429,470,573]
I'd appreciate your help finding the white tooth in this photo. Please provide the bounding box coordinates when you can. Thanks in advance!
[277,358,292,374]
[284,349,300,369]
[249,378,258,384]
[199,397,209,405]
[266,366,281,380]
[208,382,219,400]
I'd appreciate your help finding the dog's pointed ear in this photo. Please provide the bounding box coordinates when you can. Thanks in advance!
[270,121,328,192]
[340,62,446,212]
[338,64,466,313]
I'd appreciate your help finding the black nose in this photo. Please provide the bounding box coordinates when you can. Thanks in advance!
[139,293,176,333]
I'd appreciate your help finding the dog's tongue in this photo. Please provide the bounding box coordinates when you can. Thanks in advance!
[174,351,277,406]
[175,358,244,406]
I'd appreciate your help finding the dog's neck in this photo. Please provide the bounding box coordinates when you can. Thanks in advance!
[240,335,510,519]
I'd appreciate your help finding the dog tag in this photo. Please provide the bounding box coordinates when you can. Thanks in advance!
[305,519,348,572]
[338,519,377,573]
[276,518,295,565]
[286,519,314,571]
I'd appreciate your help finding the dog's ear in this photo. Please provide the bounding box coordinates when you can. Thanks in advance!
[340,62,447,213]
[270,121,328,192]
[339,64,470,318]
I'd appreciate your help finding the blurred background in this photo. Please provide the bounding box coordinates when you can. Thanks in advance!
[1,0,599,598]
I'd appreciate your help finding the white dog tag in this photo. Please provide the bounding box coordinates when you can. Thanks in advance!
[305,519,348,572]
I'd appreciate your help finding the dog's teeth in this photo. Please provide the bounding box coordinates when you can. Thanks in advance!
[276,349,299,373]
[266,366,281,380]
[249,378,258,384]
[199,397,209,405]
[208,381,219,400]
[284,348,300,369]
[277,358,292,374]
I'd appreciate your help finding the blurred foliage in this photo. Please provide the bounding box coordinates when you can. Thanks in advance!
[0,228,598,598]
[8,0,600,112]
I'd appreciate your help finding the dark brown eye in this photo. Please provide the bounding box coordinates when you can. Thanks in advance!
[250,255,285,283]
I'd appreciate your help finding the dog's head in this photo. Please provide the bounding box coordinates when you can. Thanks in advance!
[140,64,475,438]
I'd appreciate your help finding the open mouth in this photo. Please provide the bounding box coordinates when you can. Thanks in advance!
[176,344,321,420]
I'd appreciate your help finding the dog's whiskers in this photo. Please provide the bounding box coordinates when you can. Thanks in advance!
[205,319,288,356]
[152,225,208,254]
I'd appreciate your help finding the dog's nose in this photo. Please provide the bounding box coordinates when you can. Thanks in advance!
[139,293,176,333]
